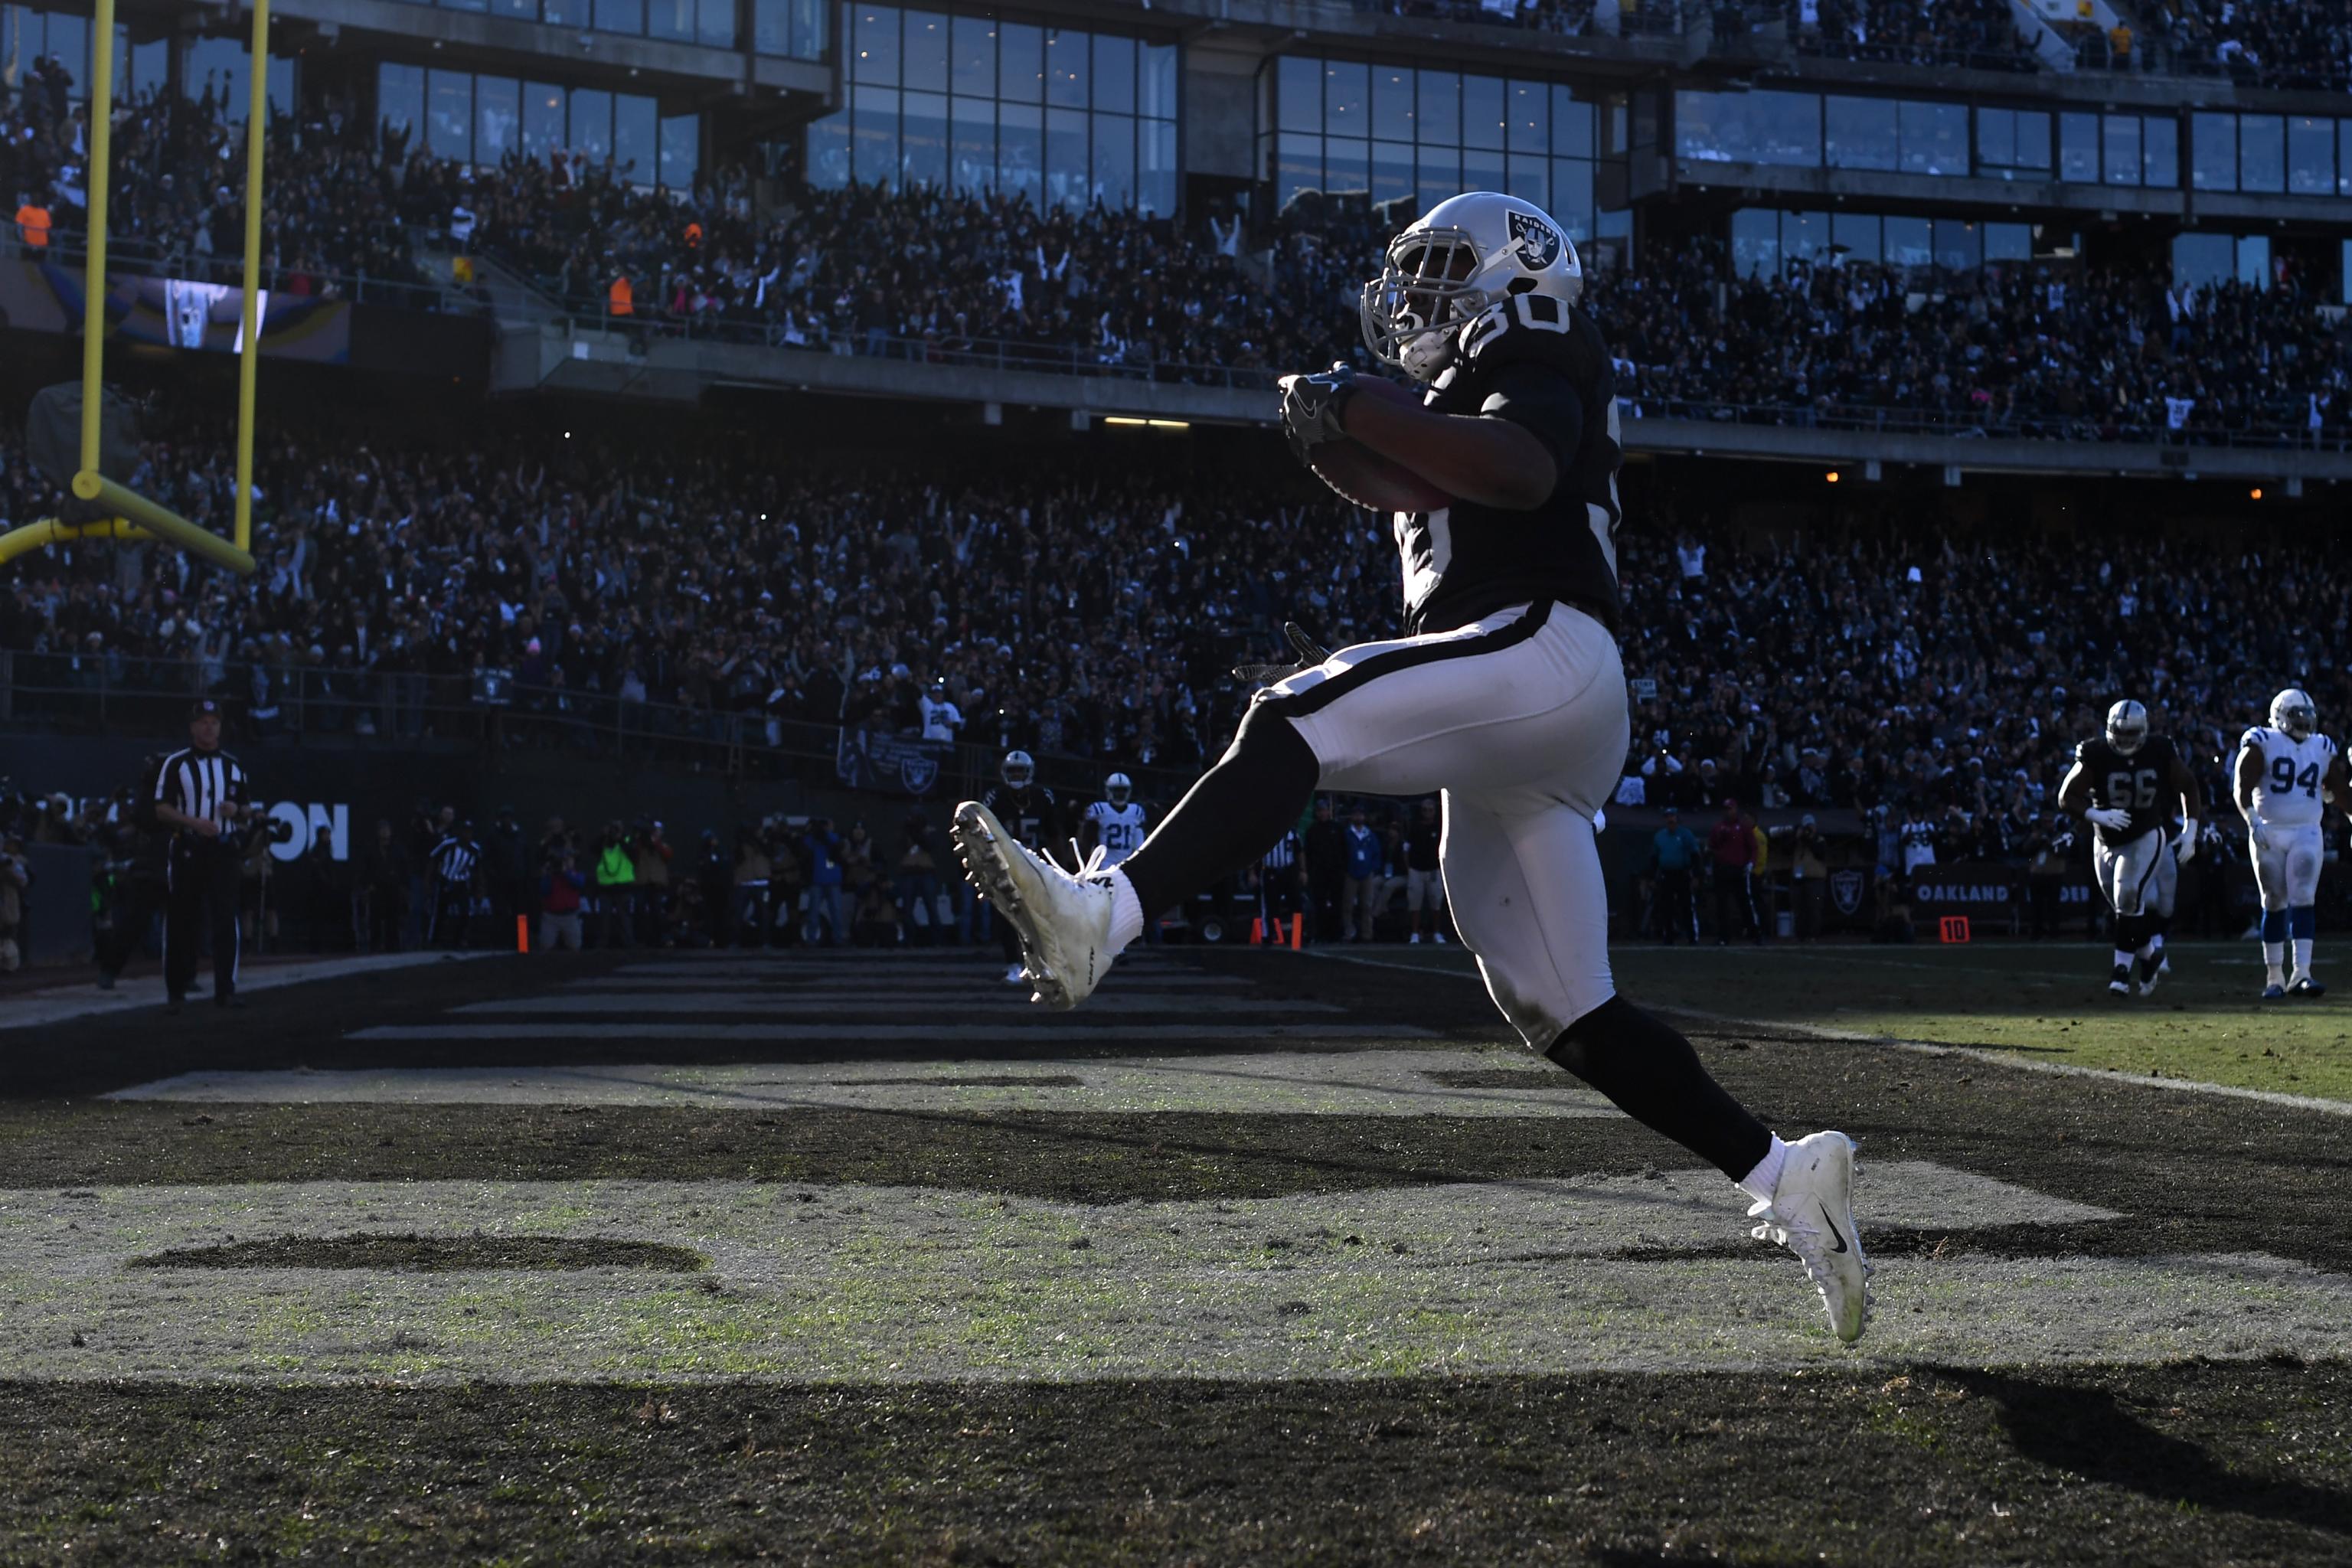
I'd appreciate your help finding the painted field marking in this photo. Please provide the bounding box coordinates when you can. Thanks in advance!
[107,1048,1593,1117]
[339,1022,1436,1046]
[573,973,1256,991]
[6,1170,2339,1384]
[455,993,1341,1017]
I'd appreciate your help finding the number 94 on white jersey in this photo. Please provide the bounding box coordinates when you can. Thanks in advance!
[2239,727,2337,828]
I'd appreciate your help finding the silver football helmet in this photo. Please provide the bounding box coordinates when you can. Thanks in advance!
[2105,699,2149,756]
[1000,750,1035,789]
[1360,191,1584,383]
[2270,688,2318,740]
[1105,772,1132,808]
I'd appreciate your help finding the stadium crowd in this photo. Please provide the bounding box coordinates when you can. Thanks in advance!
[1788,0,2040,70]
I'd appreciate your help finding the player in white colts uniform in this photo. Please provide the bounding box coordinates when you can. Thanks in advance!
[2058,700,2202,998]
[949,192,1870,1343]
[2235,688,2349,1000]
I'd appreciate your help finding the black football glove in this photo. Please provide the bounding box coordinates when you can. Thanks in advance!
[1232,621,1333,687]
[1277,362,1357,465]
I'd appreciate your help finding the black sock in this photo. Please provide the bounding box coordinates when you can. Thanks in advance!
[1119,701,1320,920]
[1547,996,1772,1181]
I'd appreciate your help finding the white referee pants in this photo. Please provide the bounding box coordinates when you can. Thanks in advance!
[1265,600,1627,1045]
[2251,820,2324,910]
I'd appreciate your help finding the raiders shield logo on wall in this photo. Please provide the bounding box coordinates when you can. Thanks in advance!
[1830,868,1865,916]
[1508,211,1562,270]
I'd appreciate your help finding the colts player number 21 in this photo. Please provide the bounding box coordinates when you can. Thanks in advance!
[951,191,1872,1343]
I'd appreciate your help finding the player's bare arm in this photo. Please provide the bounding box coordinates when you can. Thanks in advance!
[2324,750,2351,805]
[2236,744,2265,822]
[1334,385,1558,510]
[2057,760,2091,817]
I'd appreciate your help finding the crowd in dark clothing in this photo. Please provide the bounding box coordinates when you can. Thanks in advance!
[1789,0,2042,70]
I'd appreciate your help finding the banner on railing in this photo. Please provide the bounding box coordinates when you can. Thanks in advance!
[0,259,351,362]
[835,724,950,798]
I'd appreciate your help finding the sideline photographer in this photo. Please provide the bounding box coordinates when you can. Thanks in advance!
[155,699,280,1011]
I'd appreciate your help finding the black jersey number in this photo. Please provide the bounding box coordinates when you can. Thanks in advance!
[2270,756,2322,799]
[2105,769,2160,809]
[1463,292,1572,358]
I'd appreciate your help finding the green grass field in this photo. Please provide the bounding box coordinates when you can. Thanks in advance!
[1334,939,2352,1102]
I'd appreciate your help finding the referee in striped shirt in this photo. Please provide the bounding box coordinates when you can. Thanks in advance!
[155,699,251,1012]
[428,822,481,949]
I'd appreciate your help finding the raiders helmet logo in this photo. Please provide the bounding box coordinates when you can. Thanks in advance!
[1508,211,1562,270]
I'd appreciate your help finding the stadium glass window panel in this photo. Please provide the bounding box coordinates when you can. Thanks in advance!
[1832,211,1881,265]
[659,115,700,188]
[2341,122,2352,196]
[544,0,584,25]
[697,0,733,47]
[1675,91,1729,162]
[1373,141,1415,207]
[380,64,426,141]
[1138,117,1176,215]
[1044,106,1087,208]
[754,0,825,57]
[44,11,87,83]
[1091,111,1134,207]
[1553,88,1594,158]
[614,93,657,182]
[998,23,1043,103]
[1326,137,1370,198]
[492,0,535,18]
[1900,100,1967,176]
[1758,91,1822,165]
[1883,215,1932,271]
[1462,75,1506,151]
[2343,240,2352,304]
[951,97,995,191]
[1416,145,1462,214]
[119,33,167,100]
[648,0,692,42]
[903,11,948,93]
[1462,145,1505,197]
[1551,157,1594,239]
[1277,132,1321,206]
[475,76,521,165]
[2143,116,2177,187]
[1984,220,2030,262]
[188,37,289,125]
[1325,60,1368,139]
[426,70,474,162]
[1975,106,2015,168]
[998,101,1043,204]
[1277,56,1321,133]
[1141,45,1177,121]
[854,7,899,82]
[595,0,646,35]
[2239,115,2284,193]
[1508,80,1548,155]
[1046,30,1085,109]
[572,88,615,161]
[2170,232,2230,289]
[903,90,949,189]
[1783,209,1831,269]
[2288,116,2332,196]
[2191,113,2236,191]
[1730,208,1780,279]
[1418,71,1461,148]
[1505,154,1547,207]
[524,81,566,159]
[1093,34,1135,115]
[2059,112,2097,183]
[951,15,995,96]
[2236,234,2269,289]
[1932,219,1979,272]
[1372,67,1413,143]
[808,109,851,186]
[1825,96,1896,172]
[853,85,901,188]
[2102,115,2140,186]
[443,0,488,13]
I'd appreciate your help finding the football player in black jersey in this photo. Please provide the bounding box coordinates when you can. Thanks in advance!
[2057,699,2203,997]
[950,192,1868,1342]
[977,750,1066,984]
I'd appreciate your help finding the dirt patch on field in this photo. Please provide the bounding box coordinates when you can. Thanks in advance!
[2,1364,2347,1566]
[126,1234,707,1272]
[822,1073,1085,1089]
[1420,1067,1578,1089]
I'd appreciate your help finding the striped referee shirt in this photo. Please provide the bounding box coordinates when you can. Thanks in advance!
[155,746,247,839]
[1263,829,1301,872]
[431,836,479,885]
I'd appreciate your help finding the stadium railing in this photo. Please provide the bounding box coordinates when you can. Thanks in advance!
[15,236,460,315]
[1615,395,2352,452]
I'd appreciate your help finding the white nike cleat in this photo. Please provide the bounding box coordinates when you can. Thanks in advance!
[1002,962,1027,986]
[1749,1130,1872,1344]
[952,801,1118,1010]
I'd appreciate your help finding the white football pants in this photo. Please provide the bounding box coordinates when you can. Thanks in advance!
[1266,599,1626,1046]
[2250,820,2324,910]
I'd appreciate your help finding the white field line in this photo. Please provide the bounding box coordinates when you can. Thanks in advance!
[454,993,1339,1016]
[0,952,506,1031]
[1305,949,2352,1118]
[345,1022,1435,1045]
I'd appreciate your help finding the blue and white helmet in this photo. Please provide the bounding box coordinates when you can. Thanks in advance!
[1105,772,1132,807]
[1360,191,1583,383]
[2105,699,2149,756]
[2270,688,2317,740]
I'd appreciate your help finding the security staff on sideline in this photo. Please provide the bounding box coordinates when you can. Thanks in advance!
[155,699,251,1012]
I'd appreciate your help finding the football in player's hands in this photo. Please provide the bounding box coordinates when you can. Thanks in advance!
[1292,374,1458,514]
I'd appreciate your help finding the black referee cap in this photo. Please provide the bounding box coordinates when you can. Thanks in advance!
[189,698,223,720]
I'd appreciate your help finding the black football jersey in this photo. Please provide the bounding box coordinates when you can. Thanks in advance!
[1399,292,1623,634]
[2075,734,2181,846]
[982,784,1063,864]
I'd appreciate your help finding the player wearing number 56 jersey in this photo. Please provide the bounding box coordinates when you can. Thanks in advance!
[951,191,1873,1346]
[2234,688,2350,1000]
[2059,700,2203,998]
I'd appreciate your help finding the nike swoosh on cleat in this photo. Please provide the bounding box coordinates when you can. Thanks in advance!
[1818,1204,1848,1254]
